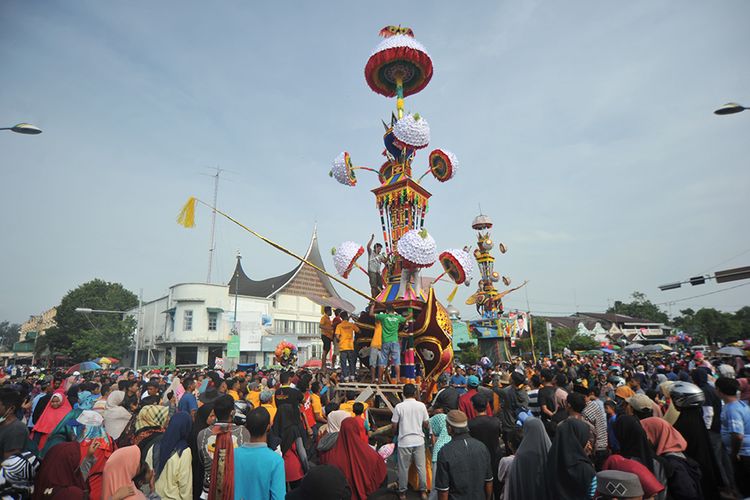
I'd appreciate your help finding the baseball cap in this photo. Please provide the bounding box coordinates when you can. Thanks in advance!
[596,470,644,498]
[446,410,468,428]
[625,394,654,412]
[467,375,480,388]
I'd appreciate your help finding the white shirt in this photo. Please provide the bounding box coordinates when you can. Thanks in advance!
[392,397,429,448]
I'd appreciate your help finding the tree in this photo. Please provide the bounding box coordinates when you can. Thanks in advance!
[0,321,21,350]
[44,279,138,361]
[456,342,480,365]
[607,291,668,324]
[673,307,741,345]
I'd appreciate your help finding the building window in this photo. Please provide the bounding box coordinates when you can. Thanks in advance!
[184,310,193,331]
[208,312,218,331]
[311,342,322,359]
[175,346,198,365]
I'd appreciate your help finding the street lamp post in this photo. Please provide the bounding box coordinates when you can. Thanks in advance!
[0,123,42,134]
[714,103,749,115]
[75,290,143,371]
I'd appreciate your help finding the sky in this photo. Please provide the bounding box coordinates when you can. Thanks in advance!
[2,1,749,325]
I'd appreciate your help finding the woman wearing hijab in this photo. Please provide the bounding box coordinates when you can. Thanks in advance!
[270,403,308,490]
[286,464,352,500]
[102,446,147,500]
[545,418,596,500]
[41,391,100,455]
[154,412,192,500]
[673,400,723,499]
[32,391,72,451]
[641,417,704,500]
[33,441,86,499]
[611,415,668,499]
[189,403,214,500]
[319,417,386,500]
[104,391,132,440]
[507,417,550,500]
[134,405,169,470]
[429,414,451,475]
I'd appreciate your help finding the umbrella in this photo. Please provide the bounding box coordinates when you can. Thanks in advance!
[302,359,322,369]
[624,343,644,351]
[66,361,101,374]
[717,346,744,357]
[601,348,616,354]
[641,344,671,353]
[94,357,119,365]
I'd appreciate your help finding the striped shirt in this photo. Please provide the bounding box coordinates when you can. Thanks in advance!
[582,399,608,451]
[527,388,540,417]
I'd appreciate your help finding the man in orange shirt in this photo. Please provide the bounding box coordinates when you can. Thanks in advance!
[335,311,360,382]
[320,306,335,369]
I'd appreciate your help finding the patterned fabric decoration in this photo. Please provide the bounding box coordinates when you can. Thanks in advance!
[393,113,430,149]
[365,32,433,97]
[332,241,365,278]
[429,149,458,182]
[397,229,437,268]
[330,152,357,186]
[438,248,473,284]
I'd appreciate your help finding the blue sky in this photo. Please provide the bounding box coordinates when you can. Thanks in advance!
[2,1,749,324]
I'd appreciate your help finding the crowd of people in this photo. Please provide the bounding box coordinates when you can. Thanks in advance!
[0,346,747,499]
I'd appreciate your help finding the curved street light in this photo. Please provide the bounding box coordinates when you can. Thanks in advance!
[0,123,43,134]
[714,102,748,115]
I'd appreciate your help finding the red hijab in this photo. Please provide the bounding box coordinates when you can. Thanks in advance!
[320,417,386,500]
[32,441,84,500]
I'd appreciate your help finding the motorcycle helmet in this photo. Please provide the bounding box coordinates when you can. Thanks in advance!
[669,381,705,409]
[233,400,249,425]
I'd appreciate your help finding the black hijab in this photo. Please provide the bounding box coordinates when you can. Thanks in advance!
[673,406,721,500]
[286,465,351,500]
[613,415,657,473]
[545,418,595,500]
[272,403,305,454]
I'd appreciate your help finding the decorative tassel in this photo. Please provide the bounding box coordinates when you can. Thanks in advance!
[177,197,197,228]
[446,285,459,304]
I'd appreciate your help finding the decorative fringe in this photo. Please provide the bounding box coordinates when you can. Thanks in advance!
[446,285,458,304]
[177,197,197,228]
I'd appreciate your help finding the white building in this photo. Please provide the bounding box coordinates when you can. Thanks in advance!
[130,230,353,368]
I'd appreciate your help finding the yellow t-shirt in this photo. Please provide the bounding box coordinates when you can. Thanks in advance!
[335,321,360,351]
[311,393,323,417]
[320,315,334,339]
[261,403,277,424]
[227,389,240,401]
[246,390,260,409]
[371,321,383,350]
[339,399,369,416]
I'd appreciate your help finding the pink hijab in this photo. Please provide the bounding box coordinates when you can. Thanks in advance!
[641,417,688,455]
[101,446,146,500]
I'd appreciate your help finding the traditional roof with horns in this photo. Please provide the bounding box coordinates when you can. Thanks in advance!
[228,228,341,300]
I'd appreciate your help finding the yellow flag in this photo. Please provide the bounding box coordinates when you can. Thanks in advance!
[446,285,459,304]
[177,197,197,228]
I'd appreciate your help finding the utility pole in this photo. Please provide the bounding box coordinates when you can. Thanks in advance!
[206,167,222,283]
[133,288,143,371]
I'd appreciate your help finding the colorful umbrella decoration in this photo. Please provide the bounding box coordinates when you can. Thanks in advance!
[332,241,366,278]
[397,229,437,268]
[274,341,298,367]
[392,113,430,150]
[365,26,433,99]
[330,152,357,187]
[423,149,458,183]
[66,361,101,374]
[437,249,473,285]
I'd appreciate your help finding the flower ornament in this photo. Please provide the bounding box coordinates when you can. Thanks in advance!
[397,228,437,268]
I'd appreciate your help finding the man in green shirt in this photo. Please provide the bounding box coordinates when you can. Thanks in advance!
[375,304,411,384]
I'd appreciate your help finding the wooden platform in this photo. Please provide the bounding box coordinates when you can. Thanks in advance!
[332,382,405,412]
